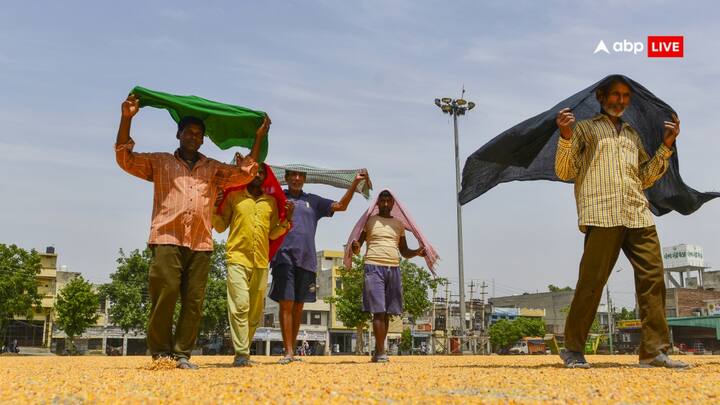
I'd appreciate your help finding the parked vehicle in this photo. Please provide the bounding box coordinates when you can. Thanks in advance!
[509,337,546,355]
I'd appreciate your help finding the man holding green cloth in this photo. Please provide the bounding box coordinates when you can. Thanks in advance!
[115,93,269,369]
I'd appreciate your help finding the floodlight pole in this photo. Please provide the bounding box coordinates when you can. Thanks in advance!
[452,112,467,343]
[434,95,475,350]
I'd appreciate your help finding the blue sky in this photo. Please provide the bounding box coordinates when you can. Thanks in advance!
[1,1,718,308]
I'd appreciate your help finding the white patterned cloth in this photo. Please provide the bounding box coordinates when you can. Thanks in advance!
[269,164,372,199]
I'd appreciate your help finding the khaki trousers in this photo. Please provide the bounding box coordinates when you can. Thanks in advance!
[564,226,669,360]
[147,245,211,359]
[227,263,268,357]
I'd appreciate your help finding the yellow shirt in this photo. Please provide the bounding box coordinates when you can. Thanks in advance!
[212,189,289,268]
[364,215,405,266]
[555,114,673,232]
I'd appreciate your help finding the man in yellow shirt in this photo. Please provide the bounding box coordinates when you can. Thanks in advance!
[555,76,688,369]
[213,164,294,367]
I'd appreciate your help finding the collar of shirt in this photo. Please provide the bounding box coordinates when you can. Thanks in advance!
[285,189,306,199]
[240,188,273,202]
[173,149,209,168]
[594,112,631,131]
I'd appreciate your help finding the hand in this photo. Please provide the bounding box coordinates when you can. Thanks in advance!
[285,200,295,219]
[351,240,360,255]
[354,169,369,183]
[122,94,140,119]
[416,247,427,257]
[256,114,271,140]
[234,151,256,167]
[214,190,224,207]
[556,108,575,139]
[233,152,245,166]
[663,114,680,148]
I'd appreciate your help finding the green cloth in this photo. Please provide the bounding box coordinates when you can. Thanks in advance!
[130,86,269,162]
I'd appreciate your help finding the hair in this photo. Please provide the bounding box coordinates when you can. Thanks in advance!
[378,190,393,199]
[285,170,307,177]
[177,116,206,134]
[595,75,632,102]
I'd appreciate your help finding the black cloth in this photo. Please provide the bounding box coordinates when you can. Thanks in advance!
[459,74,719,216]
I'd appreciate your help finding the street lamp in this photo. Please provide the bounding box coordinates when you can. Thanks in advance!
[434,93,475,346]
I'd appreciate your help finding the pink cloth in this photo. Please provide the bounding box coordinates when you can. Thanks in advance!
[343,189,439,275]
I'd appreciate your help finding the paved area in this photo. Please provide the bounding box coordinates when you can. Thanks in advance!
[1,355,718,404]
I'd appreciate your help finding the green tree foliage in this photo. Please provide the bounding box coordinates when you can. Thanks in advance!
[616,307,636,321]
[513,317,546,337]
[489,317,546,352]
[0,244,42,342]
[200,240,229,338]
[55,276,99,354]
[547,284,573,292]
[99,248,151,334]
[399,327,413,353]
[324,255,371,353]
[489,320,521,351]
[400,259,446,323]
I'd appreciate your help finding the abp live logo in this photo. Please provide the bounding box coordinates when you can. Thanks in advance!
[647,36,683,57]
[593,36,683,58]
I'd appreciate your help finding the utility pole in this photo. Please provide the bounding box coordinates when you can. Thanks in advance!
[445,281,450,353]
[606,286,614,355]
[469,281,475,331]
[431,287,436,355]
[480,281,487,354]
[469,281,475,353]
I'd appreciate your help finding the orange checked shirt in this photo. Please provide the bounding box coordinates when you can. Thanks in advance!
[116,139,257,251]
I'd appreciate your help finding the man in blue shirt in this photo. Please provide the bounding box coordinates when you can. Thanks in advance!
[270,168,368,364]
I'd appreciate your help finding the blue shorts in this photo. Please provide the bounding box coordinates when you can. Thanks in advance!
[269,263,317,303]
[362,264,403,315]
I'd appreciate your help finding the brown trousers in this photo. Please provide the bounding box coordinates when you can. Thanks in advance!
[147,245,211,359]
[564,226,669,360]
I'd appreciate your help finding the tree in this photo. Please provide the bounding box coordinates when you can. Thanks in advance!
[0,244,42,343]
[399,327,413,354]
[324,255,371,354]
[400,259,446,323]
[99,248,151,335]
[55,276,99,354]
[489,320,522,351]
[616,307,636,321]
[548,284,572,292]
[489,317,546,352]
[200,240,229,339]
[513,317,546,337]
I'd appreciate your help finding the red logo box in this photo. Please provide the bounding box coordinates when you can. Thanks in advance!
[647,36,684,57]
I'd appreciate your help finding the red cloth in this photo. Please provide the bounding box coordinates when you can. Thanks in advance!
[216,163,290,260]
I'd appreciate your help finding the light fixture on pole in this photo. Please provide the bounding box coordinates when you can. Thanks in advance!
[434,91,475,346]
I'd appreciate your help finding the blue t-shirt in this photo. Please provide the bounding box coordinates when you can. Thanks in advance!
[271,190,334,272]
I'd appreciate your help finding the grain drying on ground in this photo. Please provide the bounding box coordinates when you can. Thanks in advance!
[1,355,718,404]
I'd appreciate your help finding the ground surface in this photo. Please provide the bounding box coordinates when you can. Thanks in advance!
[1,354,718,404]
